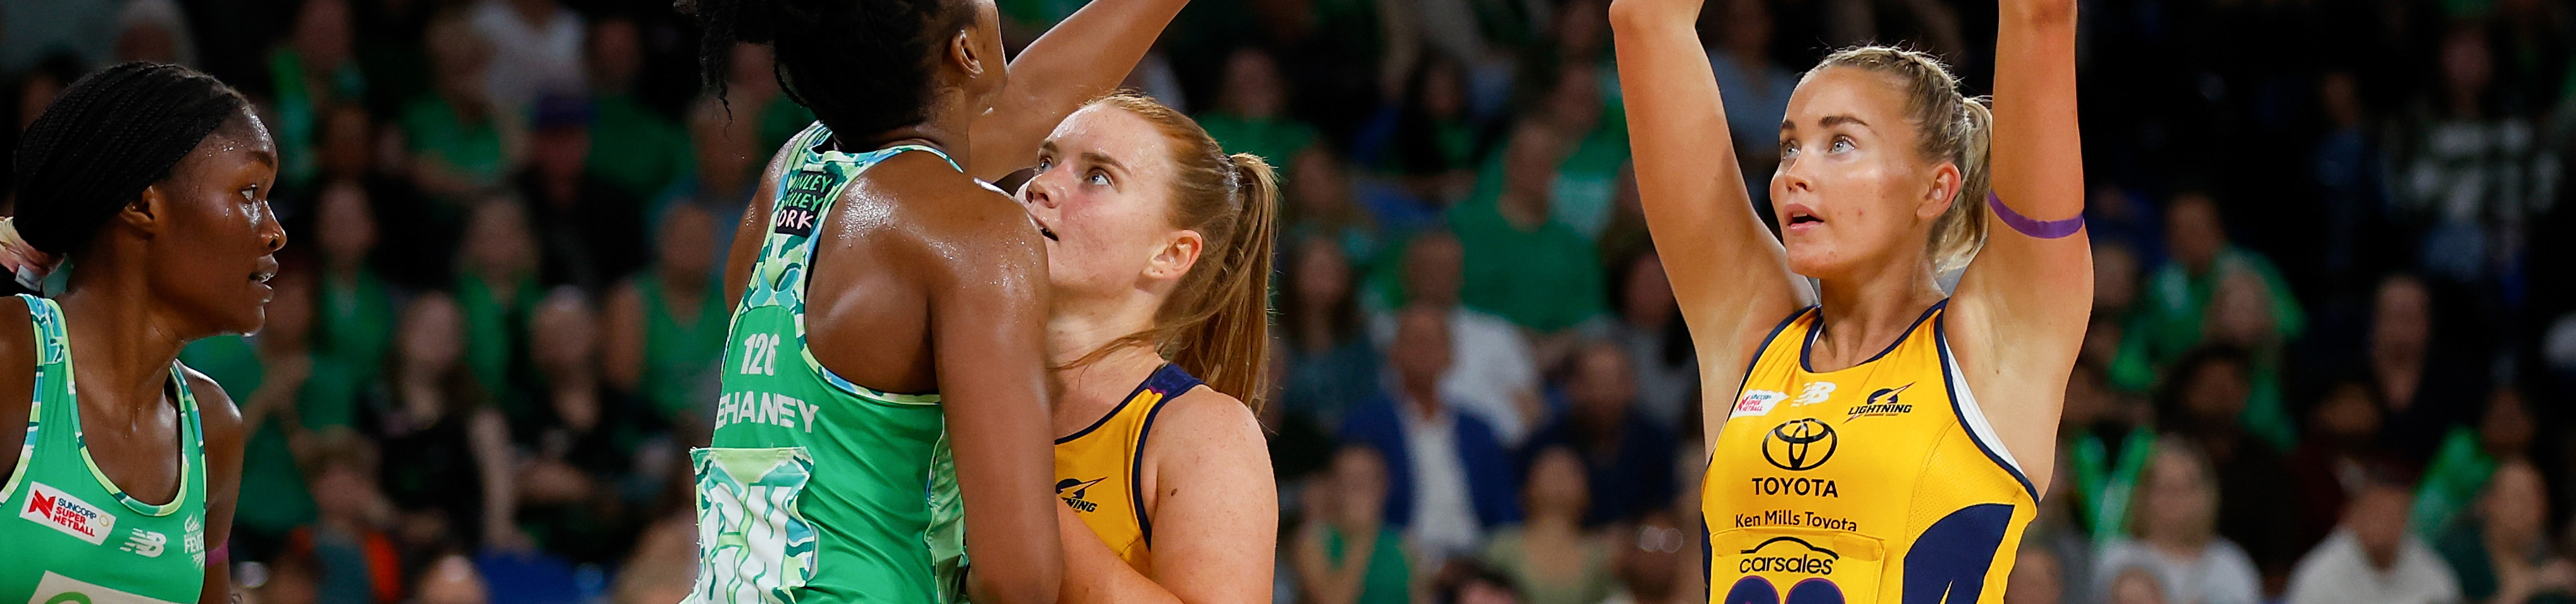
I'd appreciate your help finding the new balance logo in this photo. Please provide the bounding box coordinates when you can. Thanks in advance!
[122,527,168,557]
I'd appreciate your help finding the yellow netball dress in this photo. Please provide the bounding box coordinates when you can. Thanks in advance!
[1703,301,2036,604]
[1054,363,1205,571]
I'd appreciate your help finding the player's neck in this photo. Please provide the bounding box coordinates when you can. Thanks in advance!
[1050,343,1164,438]
[57,271,192,406]
[1811,264,1943,372]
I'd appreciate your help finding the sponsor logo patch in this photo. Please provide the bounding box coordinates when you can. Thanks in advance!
[1792,381,1838,406]
[120,527,166,558]
[1762,418,1838,471]
[1055,477,1107,513]
[773,170,836,237]
[1733,390,1788,418]
[1843,384,1915,422]
[1737,536,1840,576]
[20,482,115,545]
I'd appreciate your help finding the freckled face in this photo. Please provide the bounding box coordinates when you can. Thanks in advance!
[1019,104,1193,303]
[1772,68,1952,280]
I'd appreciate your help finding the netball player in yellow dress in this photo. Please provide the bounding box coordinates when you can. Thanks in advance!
[1608,0,2088,600]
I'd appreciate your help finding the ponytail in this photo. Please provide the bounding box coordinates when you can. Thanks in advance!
[1168,154,1278,409]
[1929,98,1991,274]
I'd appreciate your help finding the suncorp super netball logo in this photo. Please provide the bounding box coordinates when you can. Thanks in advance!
[20,482,117,545]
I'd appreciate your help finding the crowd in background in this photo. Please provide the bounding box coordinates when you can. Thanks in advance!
[2,0,2575,602]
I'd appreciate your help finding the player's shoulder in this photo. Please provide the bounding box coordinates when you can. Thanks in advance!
[177,364,243,444]
[859,154,1043,266]
[1152,386,1267,455]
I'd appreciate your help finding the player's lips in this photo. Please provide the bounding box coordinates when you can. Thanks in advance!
[1784,203,1824,233]
[1033,217,1061,242]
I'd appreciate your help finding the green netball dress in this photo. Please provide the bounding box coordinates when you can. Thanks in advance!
[692,123,968,604]
[1,294,211,604]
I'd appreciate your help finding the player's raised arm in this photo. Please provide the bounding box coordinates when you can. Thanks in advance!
[1948,0,2089,490]
[1608,0,1806,441]
[967,0,1193,181]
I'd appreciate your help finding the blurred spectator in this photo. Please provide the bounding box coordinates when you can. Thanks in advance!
[1198,47,1319,174]
[285,429,404,604]
[2370,273,2484,463]
[1521,341,1676,526]
[1599,508,1691,604]
[0,0,116,72]
[404,12,526,201]
[2106,567,2168,604]
[581,16,691,203]
[1283,146,1382,265]
[1340,306,1522,564]
[517,93,647,290]
[678,46,799,205]
[254,553,323,604]
[1593,251,1696,430]
[111,0,196,68]
[1537,63,1627,240]
[2092,436,2264,604]
[2203,261,2297,451]
[416,554,492,604]
[1703,0,1794,196]
[2415,388,2540,541]
[9,52,86,136]
[2112,192,2305,448]
[2391,25,2558,286]
[266,0,361,192]
[1359,53,1483,218]
[1451,119,1608,336]
[511,287,657,564]
[1441,563,1531,604]
[609,515,700,604]
[1478,447,1615,604]
[2310,71,2392,296]
[605,203,728,427]
[1294,446,1416,604]
[454,197,542,408]
[469,0,587,113]
[1372,230,1542,444]
[714,42,819,161]
[365,293,518,554]
[2286,377,2387,558]
[1279,233,1384,424]
[2160,345,2299,582]
[2063,359,2152,548]
[311,180,397,425]
[2008,545,2068,604]
[2284,461,2462,604]
[2025,445,2098,604]
[2434,461,2576,604]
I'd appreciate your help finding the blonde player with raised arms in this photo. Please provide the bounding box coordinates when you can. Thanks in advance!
[1608,0,2089,600]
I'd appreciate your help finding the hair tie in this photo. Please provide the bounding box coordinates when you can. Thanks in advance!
[1987,192,2084,239]
[0,218,62,291]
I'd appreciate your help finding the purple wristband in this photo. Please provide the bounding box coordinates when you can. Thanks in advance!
[1987,192,2083,239]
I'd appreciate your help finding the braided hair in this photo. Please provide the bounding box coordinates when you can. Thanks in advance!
[11,62,249,258]
[686,0,974,139]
